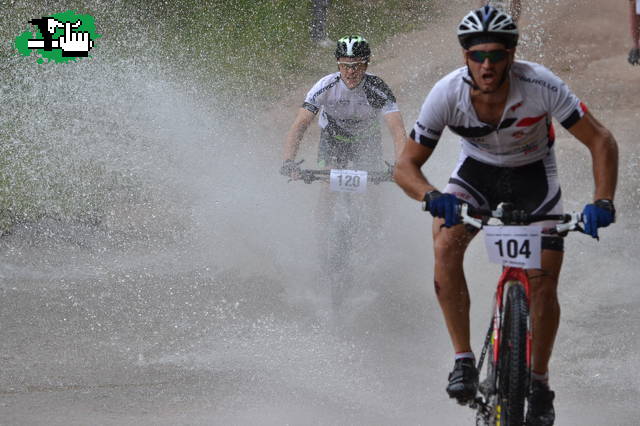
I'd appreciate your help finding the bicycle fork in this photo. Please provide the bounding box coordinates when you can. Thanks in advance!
[472,268,532,425]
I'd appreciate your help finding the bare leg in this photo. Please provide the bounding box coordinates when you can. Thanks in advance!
[527,249,563,375]
[432,218,477,354]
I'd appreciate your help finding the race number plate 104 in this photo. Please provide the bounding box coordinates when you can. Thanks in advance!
[483,226,542,269]
[329,169,368,193]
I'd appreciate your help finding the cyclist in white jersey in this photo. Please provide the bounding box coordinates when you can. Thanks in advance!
[281,35,406,176]
[394,6,618,425]
[629,0,640,64]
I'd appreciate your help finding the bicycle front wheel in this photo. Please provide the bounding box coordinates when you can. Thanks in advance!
[496,281,529,425]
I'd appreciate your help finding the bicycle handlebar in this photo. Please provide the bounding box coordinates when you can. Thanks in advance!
[296,169,394,184]
[290,160,395,185]
[460,202,584,235]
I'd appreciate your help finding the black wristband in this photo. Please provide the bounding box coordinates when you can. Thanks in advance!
[421,190,443,211]
[594,199,615,214]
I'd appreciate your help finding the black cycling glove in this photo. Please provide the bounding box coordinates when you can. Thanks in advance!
[280,159,301,177]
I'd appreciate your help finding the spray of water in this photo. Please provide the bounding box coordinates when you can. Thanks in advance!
[1,1,639,425]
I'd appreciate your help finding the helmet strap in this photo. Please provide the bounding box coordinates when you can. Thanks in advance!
[462,64,481,90]
[495,62,511,91]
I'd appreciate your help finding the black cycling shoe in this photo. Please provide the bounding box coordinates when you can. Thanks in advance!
[446,358,479,404]
[526,380,556,425]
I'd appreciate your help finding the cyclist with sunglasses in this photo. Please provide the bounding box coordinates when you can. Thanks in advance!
[394,6,618,425]
[281,35,406,177]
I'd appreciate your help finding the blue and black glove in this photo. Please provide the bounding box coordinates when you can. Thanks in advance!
[422,190,462,228]
[582,199,615,239]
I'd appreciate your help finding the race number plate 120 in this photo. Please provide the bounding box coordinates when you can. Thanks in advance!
[483,226,542,269]
[329,169,368,193]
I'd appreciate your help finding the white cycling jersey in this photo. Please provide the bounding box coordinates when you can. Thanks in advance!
[637,0,640,16]
[411,60,587,167]
[303,72,399,142]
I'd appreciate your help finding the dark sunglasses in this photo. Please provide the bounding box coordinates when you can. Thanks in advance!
[467,49,509,64]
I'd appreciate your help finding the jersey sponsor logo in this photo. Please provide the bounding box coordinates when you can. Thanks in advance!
[309,76,340,102]
[451,191,473,202]
[516,75,558,92]
[512,130,525,139]
[427,127,442,136]
[416,121,426,130]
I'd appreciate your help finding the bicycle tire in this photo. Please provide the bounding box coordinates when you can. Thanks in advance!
[496,281,529,425]
[321,192,356,310]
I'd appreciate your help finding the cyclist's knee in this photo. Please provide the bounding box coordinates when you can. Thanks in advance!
[433,227,472,261]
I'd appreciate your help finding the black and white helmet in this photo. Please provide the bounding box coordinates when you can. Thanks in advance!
[335,35,371,61]
[457,5,518,49]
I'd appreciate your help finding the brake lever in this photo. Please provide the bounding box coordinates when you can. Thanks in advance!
[460,204,483,229]
[555,212,583,234]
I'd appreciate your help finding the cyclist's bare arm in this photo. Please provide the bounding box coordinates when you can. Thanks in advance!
[383,111,408,160]
[567,110,619,201]
[394,137,438,201]
[283,108,315,161]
